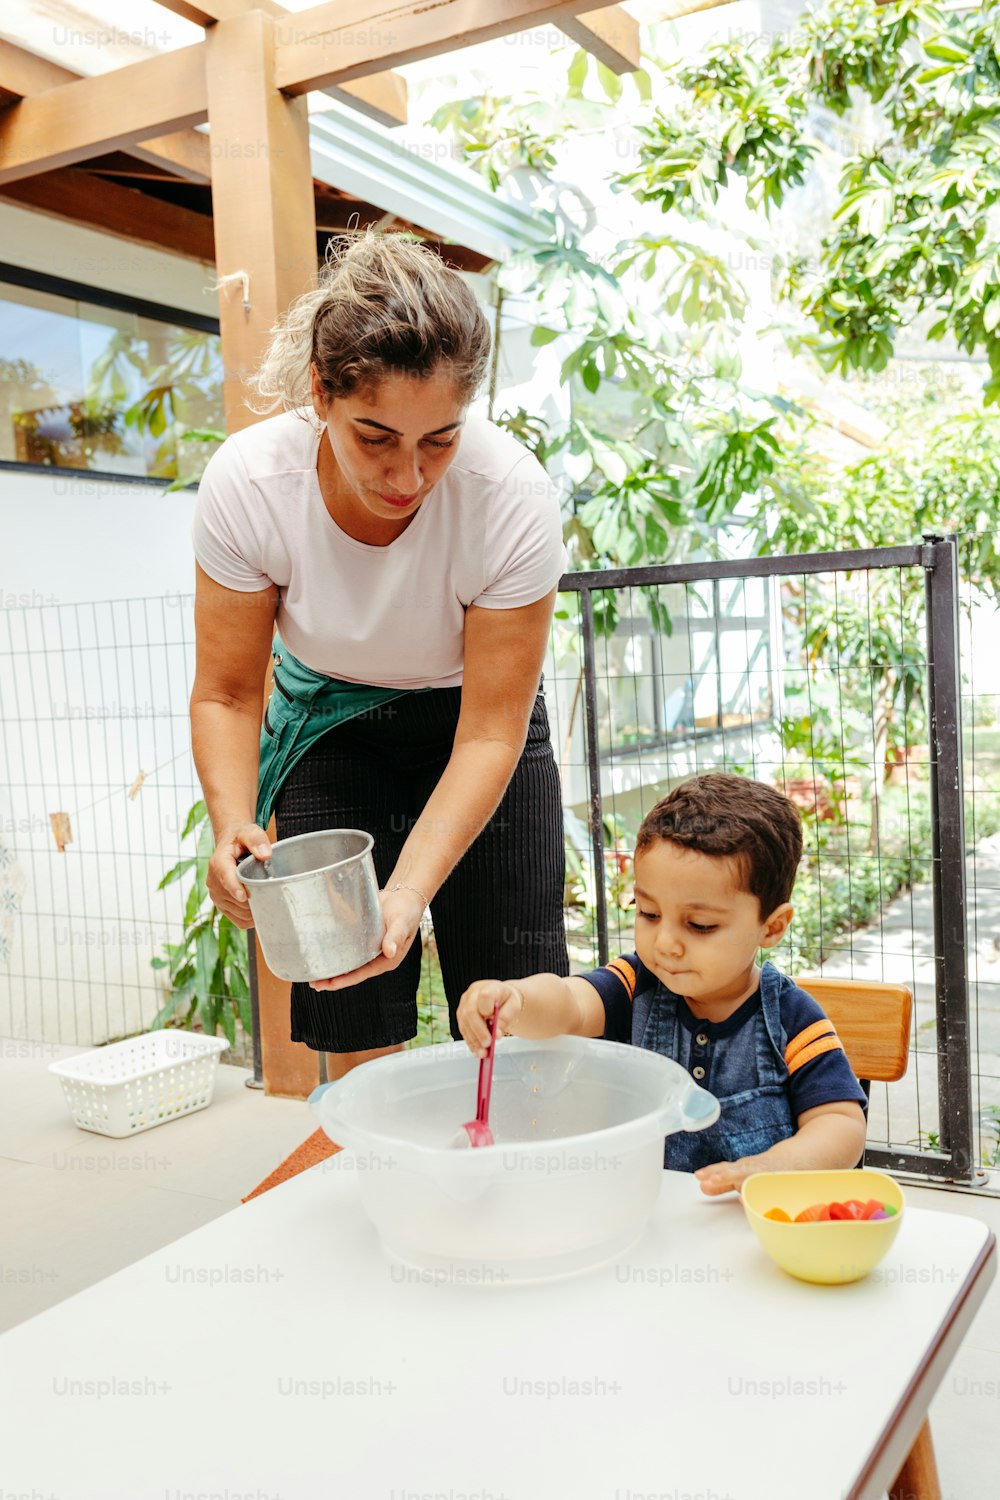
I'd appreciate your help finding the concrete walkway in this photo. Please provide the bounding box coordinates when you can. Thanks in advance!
[817,833,1000,1168]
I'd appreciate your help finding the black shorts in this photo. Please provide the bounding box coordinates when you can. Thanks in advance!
[273,686,569,1052]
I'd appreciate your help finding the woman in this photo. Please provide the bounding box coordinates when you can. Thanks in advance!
[191,232,570,1080]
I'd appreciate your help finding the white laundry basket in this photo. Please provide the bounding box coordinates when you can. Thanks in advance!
[50,1031,229,1138]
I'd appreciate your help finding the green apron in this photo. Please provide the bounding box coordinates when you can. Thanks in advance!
[256,636,419,829]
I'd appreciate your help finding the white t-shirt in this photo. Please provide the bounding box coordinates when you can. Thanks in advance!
[191,407,567,689]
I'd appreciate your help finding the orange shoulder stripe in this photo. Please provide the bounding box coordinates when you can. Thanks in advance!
[605,957,637,1001]
[786,1035,844,1076]
[785,1018,838,1065]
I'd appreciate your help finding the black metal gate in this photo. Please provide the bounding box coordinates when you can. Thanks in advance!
[560,535,973,1182]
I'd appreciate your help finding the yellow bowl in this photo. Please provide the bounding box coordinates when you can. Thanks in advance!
[741,1169,905,1285]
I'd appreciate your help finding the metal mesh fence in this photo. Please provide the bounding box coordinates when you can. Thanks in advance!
[554,567,934,1153]
[548,540,981,1182]
[0,596,209,1051]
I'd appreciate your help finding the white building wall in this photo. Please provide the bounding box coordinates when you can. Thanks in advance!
[1,204,217,1043]
[1,472,203,1046]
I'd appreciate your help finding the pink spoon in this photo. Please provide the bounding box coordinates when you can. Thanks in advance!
[459,1002,500,1148]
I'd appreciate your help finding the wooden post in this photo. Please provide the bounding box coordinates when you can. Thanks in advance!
[205,8,318,433]
[206,8,319,1096]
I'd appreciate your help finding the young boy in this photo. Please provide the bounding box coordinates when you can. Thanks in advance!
[457,772,867,1196]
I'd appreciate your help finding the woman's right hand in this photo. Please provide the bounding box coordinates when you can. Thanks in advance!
[206,822,272,928]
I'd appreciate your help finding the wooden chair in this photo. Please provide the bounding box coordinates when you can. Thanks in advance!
[796,976,941,1500]
[793,974,913,1127]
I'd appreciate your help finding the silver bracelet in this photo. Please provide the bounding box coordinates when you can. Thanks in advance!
[388,882,430,913]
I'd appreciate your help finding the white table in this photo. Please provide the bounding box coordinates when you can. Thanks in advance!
[1,1160,994,1500]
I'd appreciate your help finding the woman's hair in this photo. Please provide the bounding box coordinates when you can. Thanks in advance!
[635,772,803,918]
[247,231,492,416]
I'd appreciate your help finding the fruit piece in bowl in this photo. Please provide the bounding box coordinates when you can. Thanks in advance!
[742,1168,905,1285]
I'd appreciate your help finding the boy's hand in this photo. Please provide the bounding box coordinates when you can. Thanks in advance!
[696,1107,869,1195]
[457,979,524,1058]
[694,1157,761,1196]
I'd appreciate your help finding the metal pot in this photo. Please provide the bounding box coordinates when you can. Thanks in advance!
[237,829,385,983]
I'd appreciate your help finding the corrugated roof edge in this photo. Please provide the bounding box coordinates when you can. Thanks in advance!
[308,101,554,263]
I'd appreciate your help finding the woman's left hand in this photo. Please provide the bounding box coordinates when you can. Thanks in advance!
[309,885,426,991]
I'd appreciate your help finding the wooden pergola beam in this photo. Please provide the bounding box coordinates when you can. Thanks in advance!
[273,0,635,95]
[0,0,636,187]
[153,0,283,21]
[0,39,212,184]
[0,38,78,94]
[129,131,213,186]
[322,73,409,129]
[0,166,217,261]
[558,6,640,73]
[150,0,408,125]
[0,46,208,187]
[76,152,186,180]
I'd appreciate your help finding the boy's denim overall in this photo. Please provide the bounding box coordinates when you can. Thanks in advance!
[633,960,796,1171]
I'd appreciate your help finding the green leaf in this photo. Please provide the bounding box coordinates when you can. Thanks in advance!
[153,981,194,1030]
[195,816,215,896]
[567,48,588,94]
[184,878,206,928]
[923,39,973,63]
[194,926,219,1003]
[149,1000,176,1032]
[631,68,652,103]
[645,515,669,557]
[530,325,563,346]
[591,444,629,487]
[229,965,250,1001]
[158,857,196,891]
[596,60,623,103]
[182,800,207,840]
[219,1001,237,1048]
[591,506,622,554]
[915,64,956,83]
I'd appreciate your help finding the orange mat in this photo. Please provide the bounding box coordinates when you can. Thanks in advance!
[242,1128,342,1203]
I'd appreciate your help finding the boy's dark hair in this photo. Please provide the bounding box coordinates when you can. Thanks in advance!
[635,772,803,918]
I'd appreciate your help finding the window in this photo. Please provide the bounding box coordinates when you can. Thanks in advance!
[0,269,224,483]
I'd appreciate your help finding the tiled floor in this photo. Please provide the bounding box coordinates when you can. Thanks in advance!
[3,1042,1000,1497]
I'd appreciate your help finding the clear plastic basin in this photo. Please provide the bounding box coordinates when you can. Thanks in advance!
[310,1035,719,1283]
